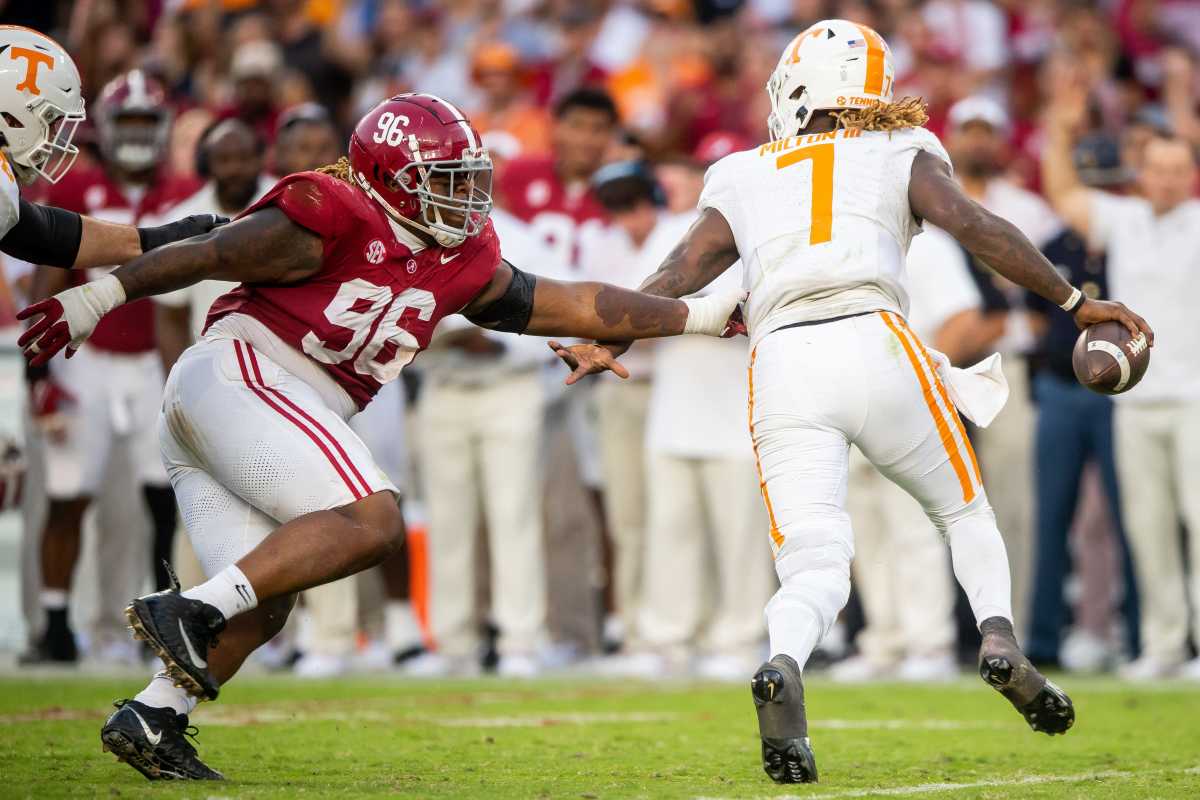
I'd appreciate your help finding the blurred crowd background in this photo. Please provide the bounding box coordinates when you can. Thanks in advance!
[0,0,1198,684]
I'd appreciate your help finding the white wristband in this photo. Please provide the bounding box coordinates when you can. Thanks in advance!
[1059,286,1083,312]
[681,288,747,336]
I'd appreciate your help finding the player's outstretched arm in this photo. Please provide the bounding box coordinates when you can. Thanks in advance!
[17,208,323,365]
[0,198,225,269]
[547,208,741,383]
[908,151,1153,343]
[461,259,744,381]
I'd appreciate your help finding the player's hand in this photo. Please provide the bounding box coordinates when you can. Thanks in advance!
[682,287,749,337]
[138,213,229,253]
[1073,298,1154,346]
[548,341,631,385]
[17,274,127,366]
[28,376,74,442]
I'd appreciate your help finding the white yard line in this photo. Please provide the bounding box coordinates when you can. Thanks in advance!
[696,765,1200,800]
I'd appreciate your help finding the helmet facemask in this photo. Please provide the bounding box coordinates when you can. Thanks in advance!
[400,147,494,248]
[101,110,171,174]
[766,73,813,141]
[5,98,84,185]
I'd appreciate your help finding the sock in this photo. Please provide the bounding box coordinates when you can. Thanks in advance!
[142,485,178,591]
[135,671,198,716]
[946,511,1014,627]
[40,588,68,610]
[182,564,258,620]
[384,600,423,651]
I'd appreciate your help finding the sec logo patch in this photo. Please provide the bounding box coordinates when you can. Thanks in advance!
[364,239,386,264]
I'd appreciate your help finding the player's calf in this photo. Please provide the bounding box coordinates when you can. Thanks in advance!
[978,616,1075,735]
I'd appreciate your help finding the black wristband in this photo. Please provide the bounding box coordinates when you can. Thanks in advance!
[1067,291,1087,315]
[138,213,228,253]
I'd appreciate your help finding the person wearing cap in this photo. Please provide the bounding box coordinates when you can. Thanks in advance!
[1024,133,1140,673]
[1043,68,1200,682]
[584,155,772,678]
[945,94,1063,633]
[216,40,284,146]
[468,42,552,164]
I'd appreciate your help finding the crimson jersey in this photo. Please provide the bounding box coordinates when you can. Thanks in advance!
[47,166,199,353]
[205,172,501,409]
[497,155,607,271]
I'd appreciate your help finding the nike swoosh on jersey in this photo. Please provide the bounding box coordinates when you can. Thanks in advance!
[178,619,207,669]
[129,707,163,746]
[440,252,460,264]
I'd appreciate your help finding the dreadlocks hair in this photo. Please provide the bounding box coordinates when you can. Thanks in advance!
[832,96,929,134]
[316,156,354,184]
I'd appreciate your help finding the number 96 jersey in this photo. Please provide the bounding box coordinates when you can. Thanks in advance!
[205,171,501,410]
[699,126,951,348]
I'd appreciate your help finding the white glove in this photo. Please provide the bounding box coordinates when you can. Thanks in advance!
[18,274,127,365]
[681,287,748,337]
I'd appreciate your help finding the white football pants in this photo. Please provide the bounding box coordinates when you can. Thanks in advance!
[749,312,1012,670]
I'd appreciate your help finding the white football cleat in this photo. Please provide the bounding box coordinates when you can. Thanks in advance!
[293,653,349,679]
[896,653,958,683]
[496,653,541,679]
[829,655,886,683]
[1118,656,1180,681]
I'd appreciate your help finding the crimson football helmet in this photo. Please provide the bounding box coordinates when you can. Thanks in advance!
[95,70,172,173]
[349,93,493,248]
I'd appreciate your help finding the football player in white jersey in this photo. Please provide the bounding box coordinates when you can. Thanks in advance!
[553,19,1153,783]
[0,26,222,275]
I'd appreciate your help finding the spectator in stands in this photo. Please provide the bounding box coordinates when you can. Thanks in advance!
[1042,62,1200,681]
[1026,133,1140,671]
[601,152,772,680]
[468,42,553,166]
[217,40,284,146]
[945,95,1062,632]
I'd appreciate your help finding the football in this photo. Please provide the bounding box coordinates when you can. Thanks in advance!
[1072,320,1151,395]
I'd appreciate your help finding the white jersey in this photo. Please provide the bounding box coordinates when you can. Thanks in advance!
[699,126,952,347]
[0,152,21,239]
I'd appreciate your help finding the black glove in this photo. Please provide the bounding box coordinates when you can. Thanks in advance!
[137,213,229,253]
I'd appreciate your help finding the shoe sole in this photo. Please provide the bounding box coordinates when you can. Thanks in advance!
[101,728,183,780]
[125,602,217,701]
[981,656,1075,735]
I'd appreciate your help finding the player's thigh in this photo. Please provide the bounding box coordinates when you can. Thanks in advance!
[122,351,171,487]
[164,339,396,524]
[856,312,986,529]
[44,346,111,499]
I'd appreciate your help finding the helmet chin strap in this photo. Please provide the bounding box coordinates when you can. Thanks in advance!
[355,172,467,249]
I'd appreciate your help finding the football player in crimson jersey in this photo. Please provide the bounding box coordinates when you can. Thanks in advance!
[20,70,206,668]
[17,92,744,781]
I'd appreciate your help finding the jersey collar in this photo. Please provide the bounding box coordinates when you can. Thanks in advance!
[387,215,427,254]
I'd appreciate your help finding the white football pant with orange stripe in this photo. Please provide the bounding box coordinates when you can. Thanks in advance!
[160,338,399,580]
[749,312,1012,670]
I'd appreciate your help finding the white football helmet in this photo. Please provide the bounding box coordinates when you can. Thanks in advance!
[766,19,895,141]
[0,26,84,184]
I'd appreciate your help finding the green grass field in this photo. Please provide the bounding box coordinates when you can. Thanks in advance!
[2,673,1199,798]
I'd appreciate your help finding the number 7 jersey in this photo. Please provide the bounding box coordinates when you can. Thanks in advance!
[205,171,501,410]
[699,125,952,347]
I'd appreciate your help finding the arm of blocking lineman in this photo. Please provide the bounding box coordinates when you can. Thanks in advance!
[907,151,1153,343]
[17,208,323,365]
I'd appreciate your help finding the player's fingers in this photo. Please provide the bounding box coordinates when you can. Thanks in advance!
[1129,311,1154,346]
[605,357,630,380]
[17,316,51,348]
[15,300,50,322]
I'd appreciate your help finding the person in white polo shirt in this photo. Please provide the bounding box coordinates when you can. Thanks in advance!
[1042,75,1197,680]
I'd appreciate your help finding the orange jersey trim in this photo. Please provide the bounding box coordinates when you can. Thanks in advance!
[748,347,785,549]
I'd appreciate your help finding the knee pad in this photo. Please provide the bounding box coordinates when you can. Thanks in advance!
[926,491,995,537]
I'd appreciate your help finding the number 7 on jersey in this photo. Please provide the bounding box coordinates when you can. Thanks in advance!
[776,143,834,245]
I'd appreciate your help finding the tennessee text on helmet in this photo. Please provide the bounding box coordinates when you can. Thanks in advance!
[0,26,85,184]
[349,93,493,248]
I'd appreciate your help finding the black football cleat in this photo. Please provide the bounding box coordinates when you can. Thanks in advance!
[18,618,78,665]
[979,616,1075,735]
[126,585,226,701]
[101,699,223,780]
[751,654,818,784]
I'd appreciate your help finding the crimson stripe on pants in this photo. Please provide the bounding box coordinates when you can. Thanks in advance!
[243,344,373,497]
[233,340,365,501]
